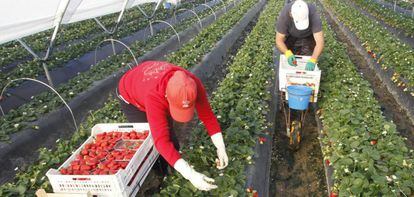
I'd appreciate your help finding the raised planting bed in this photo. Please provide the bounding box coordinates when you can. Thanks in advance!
[315,5,414,196]
[349,0,414,38]
[0,2,263,189]
[0,1,207,70]
[0,0,225,115]
[0,0,209,90]
[0,0,231,142]
[372,0,414,14]
[321,0,414,125]
[0,0,263,193]
[157,0,285,195]
[0,0,237,185]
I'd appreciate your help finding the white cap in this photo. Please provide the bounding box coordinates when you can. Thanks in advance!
[291,0,309,30]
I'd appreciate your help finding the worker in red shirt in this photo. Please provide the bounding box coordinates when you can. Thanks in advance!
[117,61,228,191]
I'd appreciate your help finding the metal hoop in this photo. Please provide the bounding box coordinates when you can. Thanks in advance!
[94,39,138,68]
[0,78,78,131]
[173,8,203,29]
[147,20,181,43]
[200,4,217,20]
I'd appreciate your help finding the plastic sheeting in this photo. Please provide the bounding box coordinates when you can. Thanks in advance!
[0,0,177,44]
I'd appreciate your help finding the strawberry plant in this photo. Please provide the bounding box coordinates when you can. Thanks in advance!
[316,9,414,196]
[322,0,414,97]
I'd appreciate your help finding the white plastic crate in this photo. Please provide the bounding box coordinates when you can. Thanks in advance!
[46,123,159,197]
[278,55,321,102]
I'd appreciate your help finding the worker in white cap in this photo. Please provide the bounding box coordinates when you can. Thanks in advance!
[275,0,324,71]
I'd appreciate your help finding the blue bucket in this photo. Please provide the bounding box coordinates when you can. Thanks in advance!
[287,85,313,110]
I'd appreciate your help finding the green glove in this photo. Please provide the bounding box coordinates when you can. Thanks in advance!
[285,50,297,67]
[305,58,317,71]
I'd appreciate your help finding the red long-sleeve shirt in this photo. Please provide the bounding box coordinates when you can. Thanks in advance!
[118,61,221,166]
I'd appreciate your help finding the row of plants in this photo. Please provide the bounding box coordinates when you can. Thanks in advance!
[0,3,159,67]
[166,0,259,68]
[349,0,414,37]
[316,10,414,196]
[0,0,210,68]
[0,0,206,89]
[0,0,233,140]
[381,0,413,10]
[0,0,262,194]
[157,0,283,195]
[322,0,414,98]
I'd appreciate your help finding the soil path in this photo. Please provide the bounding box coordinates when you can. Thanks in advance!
[270,108,327,196]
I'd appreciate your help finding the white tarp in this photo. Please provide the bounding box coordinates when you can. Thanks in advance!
[0,0,176,45]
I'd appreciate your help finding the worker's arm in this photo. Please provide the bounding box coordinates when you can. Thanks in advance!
[275,32,289,54]
[145,94,217,191]
[145,94,181,167]
[276,32,297,67]
[193,76,221,136]
[193,76,228,169]
[275,4,290,55]
[311,31,324,60]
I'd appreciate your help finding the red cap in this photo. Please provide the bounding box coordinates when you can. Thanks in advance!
[166,71,197,122]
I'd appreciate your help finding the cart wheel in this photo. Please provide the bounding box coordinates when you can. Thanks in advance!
[289,120,302,150]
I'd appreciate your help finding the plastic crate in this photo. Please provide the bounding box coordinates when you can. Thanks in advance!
[46,123,159,197]
[278,55,321,102]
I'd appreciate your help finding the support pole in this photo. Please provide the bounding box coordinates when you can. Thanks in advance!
[111,39,116,55]
[42,61,54,88]
[394,0,397,12]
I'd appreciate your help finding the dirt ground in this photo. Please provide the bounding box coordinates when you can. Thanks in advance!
[270,107,327,197]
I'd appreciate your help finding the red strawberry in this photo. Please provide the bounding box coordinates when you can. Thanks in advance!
[72,164,81,170]
[110,164,120,170]
[86,158,98,166]
[88,151,97,158]
[370,140,377,145]
[76,154,83,160]
[252,190,258,197]
[120,162,128,169]
[81,149,88,155]
[71,160,80,166]
[80,165,91,171]
[330,192,338,197]
[93,169,101,175]
[85,143,92,149]
[60,168,68,175]
[125,154,134,160]
[325,159,330,166]
[100,141,108,147]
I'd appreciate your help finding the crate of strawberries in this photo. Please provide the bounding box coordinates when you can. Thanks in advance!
[46,123,159,197]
